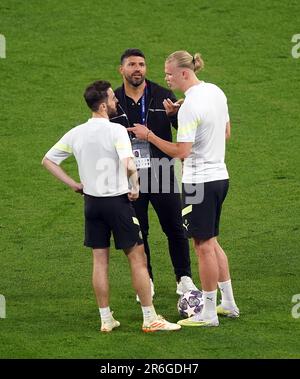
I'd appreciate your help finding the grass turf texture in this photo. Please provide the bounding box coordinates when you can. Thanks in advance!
[0,0,299,358]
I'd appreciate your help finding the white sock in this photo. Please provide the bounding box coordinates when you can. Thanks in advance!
[201,290,217,319]
[218,279,237,308]
[99,306,111,321]
[141,305,157,323]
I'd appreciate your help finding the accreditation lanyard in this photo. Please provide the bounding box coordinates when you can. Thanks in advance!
[140,85,147,125]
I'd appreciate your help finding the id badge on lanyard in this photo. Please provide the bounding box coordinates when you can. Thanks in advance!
[131,88,151,169]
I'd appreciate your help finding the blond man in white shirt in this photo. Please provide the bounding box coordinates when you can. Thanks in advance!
[129,51,239,327]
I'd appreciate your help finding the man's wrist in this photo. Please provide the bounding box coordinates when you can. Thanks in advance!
[69,179,77,189]
[131,184,139,192]
[147,130,153,141]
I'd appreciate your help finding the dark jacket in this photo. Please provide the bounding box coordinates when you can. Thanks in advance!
[112,79,178,160]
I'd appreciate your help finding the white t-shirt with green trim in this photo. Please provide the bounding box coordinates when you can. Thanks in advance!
[45,118,133,197]
[177,82,229,184]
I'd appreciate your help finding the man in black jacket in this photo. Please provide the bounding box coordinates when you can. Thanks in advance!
[111,49,198,300]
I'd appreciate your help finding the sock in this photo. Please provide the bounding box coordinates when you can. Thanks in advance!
[99,306,111,321]
[141,305,157,324]
[218,279,237,308]
[201,290,217,319]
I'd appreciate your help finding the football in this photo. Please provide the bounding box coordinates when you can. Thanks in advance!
[177,290,203,318]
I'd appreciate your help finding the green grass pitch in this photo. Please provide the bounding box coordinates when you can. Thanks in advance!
[0,0,299,358]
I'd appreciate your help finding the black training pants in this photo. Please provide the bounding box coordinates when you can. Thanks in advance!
[132,178,192,282]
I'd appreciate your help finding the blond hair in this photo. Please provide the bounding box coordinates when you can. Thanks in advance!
[166,50,204,73]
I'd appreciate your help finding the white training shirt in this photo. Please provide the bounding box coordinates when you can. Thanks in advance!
[177,81,230,184]
[45,118,134,197]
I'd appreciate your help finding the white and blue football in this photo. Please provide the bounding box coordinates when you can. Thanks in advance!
[177,290,203,318]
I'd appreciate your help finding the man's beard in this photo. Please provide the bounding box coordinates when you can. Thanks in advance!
[107,104,118,118]
[125,73,145,87]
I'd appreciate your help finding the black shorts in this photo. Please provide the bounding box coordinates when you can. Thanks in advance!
[182,179,229,240]
[84,194,143,250]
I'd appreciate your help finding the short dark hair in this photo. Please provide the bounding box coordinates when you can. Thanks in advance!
[120,48,145,64]
[84,80,111,112]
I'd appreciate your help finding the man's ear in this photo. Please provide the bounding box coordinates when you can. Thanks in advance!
[119,65,123,75]
[182,70,188,80]
[99,102,107,112]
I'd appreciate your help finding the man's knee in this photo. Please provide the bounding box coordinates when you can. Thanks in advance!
[125,244,147,263]
[194,238,215,256]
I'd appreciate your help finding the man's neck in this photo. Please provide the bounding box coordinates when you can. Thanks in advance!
[124,80,146,102]
[92,111,108,119]
[182,77,202,93]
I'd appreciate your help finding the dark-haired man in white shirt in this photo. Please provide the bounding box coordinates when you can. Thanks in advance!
[42,80,181,333]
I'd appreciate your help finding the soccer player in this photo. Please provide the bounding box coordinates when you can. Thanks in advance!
[111,48,198,300]
[42,80,180,333]
[128,51,239,327]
